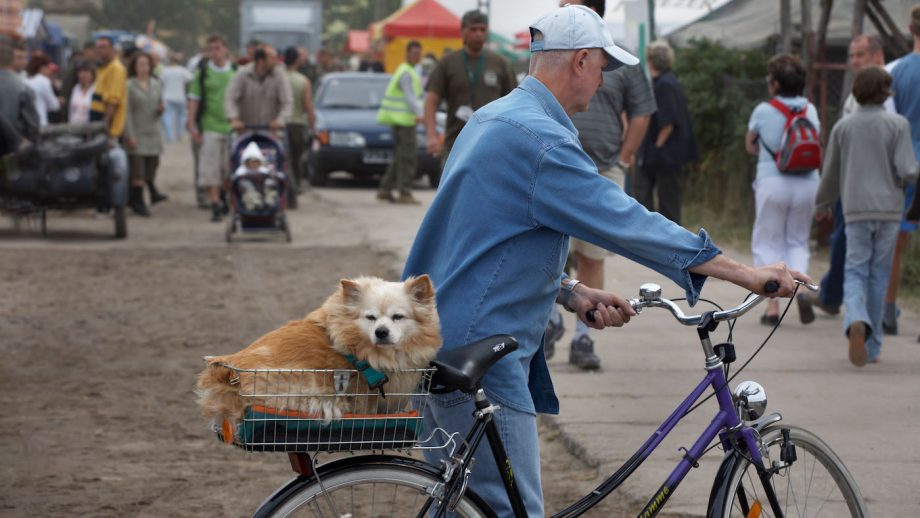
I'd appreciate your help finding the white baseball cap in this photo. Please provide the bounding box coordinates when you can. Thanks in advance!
[529,4,639,71]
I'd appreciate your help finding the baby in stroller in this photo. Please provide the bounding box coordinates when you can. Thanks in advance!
[232,142,281,212]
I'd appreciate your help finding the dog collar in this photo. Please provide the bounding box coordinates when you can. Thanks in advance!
[342,354,389,397]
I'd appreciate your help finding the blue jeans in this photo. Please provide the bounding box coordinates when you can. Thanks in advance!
[820,201,846,308]
[422,390,543,517]
[162,100,186,143]
[843,220,900,360]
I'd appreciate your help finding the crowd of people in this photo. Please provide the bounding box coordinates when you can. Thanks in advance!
[2,1,920,513]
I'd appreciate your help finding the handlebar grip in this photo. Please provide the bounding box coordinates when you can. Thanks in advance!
[586,309,596,323]
[764,280,780,294]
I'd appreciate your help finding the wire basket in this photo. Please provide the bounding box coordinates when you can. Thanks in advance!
[215,366,436,453]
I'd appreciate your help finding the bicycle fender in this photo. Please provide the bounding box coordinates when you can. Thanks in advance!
[706,449,744,518]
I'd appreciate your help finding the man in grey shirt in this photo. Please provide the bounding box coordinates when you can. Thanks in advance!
[545,0,657,369]
[225,46,293,132]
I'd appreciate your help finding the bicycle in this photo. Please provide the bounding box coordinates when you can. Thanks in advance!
[222,280,868,517]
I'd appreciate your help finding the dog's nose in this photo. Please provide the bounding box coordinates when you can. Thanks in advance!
[375,327,390,340]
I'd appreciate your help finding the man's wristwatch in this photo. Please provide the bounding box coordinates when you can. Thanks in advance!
[559,279,581,313]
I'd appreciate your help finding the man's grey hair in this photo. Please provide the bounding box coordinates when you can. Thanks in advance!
[647,40,674,72]
[529,49,576,75]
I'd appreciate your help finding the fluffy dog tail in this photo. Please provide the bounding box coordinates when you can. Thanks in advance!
[195,358,243,423]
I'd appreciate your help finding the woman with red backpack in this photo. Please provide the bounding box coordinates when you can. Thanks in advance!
[745,54,822,326]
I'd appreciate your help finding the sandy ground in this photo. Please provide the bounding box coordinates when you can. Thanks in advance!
[0,141,640,517]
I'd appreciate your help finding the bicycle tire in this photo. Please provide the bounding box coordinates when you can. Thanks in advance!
[711,425,868,518]
[253,455,495,518]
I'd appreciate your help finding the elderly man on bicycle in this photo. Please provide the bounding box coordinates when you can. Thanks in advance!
[403,5,810,516]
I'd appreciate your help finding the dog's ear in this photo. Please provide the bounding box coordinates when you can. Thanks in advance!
[405,274,435,304]
[340,278,362,302]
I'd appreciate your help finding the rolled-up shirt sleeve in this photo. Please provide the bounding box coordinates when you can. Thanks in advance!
[531,141,721,304]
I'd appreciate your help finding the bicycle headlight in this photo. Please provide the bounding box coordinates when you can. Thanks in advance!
[733,380,767,421]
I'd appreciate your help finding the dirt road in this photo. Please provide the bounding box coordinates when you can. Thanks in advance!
[0,141,636,517]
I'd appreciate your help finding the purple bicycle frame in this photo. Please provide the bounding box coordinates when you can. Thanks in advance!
[554,364,766,518]
[632,366,764,517]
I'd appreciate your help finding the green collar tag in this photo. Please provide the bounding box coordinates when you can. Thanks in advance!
[343,354,389,397]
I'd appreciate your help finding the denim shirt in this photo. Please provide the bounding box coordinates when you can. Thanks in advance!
[403,76,721,415]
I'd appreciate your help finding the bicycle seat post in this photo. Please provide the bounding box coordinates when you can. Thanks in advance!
[696,312,722,370]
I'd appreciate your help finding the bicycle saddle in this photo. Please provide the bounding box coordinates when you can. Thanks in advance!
[430,335,518,392]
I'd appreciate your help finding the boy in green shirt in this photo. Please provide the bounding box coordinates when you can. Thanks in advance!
[187,35,236,221]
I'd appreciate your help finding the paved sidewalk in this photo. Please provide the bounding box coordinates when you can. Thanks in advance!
[311,185,919,516]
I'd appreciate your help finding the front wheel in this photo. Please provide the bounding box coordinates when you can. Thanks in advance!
[712,425,868,518]
[253,456,493,518]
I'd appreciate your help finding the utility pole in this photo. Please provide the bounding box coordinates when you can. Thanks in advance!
[840,0,866,110]
[802,0,814,67]
[648,0,656,41]
[780,0,792,53]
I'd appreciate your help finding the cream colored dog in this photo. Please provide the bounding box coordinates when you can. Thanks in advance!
[196,275,441,427]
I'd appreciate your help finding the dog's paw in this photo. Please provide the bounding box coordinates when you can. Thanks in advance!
[319,400,344,425]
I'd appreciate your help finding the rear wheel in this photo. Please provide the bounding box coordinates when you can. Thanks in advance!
[225,215,235,243]
[307,154,328,187]
[113,206,127,239]
[254,458,492,518]
[714,425,868,517]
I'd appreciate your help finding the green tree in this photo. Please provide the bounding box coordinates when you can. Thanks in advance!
[323,0,401,51]
[673,39,770,238]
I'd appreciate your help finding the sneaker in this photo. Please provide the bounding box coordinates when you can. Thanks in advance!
[796,293,815,324]
[882,321,898,335]
[395,192,421,205]
[800,291,840,316]
[376,189,395,202]
[569,334,601,370]
[210,203,223,222]
[882,304,899,335]
[847,321,867,367]
[760,313,779,327]
[543,317,565,360]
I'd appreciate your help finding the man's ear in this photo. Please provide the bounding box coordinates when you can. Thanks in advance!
[574,49,590,75]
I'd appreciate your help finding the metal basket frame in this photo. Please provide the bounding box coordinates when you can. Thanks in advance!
[220,365,438,453]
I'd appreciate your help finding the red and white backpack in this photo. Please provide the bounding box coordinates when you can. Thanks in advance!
[761,98,822,174]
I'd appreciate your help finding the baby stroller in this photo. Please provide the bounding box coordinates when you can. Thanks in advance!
[225,131,291,243]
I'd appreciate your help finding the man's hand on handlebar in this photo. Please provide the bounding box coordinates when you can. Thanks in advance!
[569,285,637,330]
[747,263,812,297]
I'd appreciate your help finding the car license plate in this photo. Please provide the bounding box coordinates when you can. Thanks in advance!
[362,150,392,164]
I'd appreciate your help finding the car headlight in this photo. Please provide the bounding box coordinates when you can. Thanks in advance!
[329,131,366,147]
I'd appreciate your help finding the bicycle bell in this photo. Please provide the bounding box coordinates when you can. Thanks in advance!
[733,381,767,421]
[639,283,662,302]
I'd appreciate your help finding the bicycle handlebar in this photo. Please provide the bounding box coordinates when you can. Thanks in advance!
[586,280,818,326]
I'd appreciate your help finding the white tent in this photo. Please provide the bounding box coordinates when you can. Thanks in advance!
[668,0,915,50]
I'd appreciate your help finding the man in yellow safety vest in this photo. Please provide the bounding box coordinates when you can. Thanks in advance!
[376,40,423,204]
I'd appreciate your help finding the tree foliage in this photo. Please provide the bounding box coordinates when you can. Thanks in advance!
[673,39,770,236]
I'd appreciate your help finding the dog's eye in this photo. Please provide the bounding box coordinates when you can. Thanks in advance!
[392,314,405,321]
[365,315,377,321]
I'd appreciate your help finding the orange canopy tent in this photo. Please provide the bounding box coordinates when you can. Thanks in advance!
[371,0,462,73]
[344,30,370,54]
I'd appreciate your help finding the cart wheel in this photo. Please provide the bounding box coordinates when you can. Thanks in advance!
[281,215,292,243]
[113,206,127,239]
[225,216,235,243]
[40,208,47,237]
